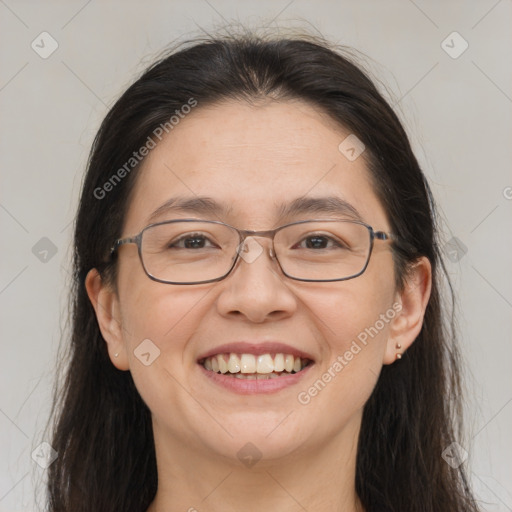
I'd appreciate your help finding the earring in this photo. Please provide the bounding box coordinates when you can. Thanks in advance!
[114,353,119,358]
[396,343,402,360]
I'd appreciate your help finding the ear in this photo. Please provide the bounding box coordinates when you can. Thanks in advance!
[85,268,129,370]
[383,257,432,365]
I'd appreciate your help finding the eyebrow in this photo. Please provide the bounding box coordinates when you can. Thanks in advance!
[147,195,363,224]
[278,196,363,222]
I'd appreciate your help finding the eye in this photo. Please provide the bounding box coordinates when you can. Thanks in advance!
[294,234,347,250]
[169,233,218,249]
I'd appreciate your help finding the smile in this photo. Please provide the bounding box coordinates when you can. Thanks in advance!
[199,353,312,379]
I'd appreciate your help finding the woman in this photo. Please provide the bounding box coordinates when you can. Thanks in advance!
[46,32,480,511]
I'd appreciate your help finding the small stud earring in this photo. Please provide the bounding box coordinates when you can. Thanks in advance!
[114,353,119,358]
[396,343,402,360]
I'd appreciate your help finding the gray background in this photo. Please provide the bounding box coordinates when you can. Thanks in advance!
[0,1,511,510]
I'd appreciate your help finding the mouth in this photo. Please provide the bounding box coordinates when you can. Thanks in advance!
[198,352,313,379]
[196,342,315,394]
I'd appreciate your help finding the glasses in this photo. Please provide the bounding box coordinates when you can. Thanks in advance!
[110,218,396,285]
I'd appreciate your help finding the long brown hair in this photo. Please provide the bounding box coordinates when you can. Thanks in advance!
[45,31,479,511]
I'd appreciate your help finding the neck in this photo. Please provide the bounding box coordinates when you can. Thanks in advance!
[147,415,364,512]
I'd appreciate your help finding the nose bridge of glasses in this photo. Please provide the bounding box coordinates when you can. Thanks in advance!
[239,227,277,239]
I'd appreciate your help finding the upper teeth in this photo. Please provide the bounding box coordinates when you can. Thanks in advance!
[202,353,308,374]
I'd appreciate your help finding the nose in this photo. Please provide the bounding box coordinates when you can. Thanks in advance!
[215,236,298,323]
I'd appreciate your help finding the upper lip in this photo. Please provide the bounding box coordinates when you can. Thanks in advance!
[197,341,315,362]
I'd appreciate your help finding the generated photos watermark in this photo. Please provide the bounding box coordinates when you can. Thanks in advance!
[297,302,402,405]
[94,97,198,200]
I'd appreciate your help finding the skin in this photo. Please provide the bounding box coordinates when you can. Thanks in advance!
[86,99,431,512]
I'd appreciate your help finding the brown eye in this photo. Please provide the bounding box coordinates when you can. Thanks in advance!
[294,234,346,250]
[169,233,217,249]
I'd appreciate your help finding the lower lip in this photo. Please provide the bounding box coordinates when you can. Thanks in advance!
[198,363,313,394]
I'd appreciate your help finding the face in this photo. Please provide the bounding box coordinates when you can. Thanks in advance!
[92,99,412,465]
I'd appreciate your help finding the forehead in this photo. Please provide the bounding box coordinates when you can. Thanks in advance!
[123,99,388,232]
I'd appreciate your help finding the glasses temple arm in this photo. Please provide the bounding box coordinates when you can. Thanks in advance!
[110,236,139,255]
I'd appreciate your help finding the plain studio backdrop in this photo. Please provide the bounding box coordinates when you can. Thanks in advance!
[0,1,511,510]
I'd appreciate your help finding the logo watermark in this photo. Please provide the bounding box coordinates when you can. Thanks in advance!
[134,338,161,366]
[441,441,468,468]
[338,134,366,161]
[441,31,469,59]
[31,31,59,59]
[31,442,58,469]
[237,442,262,468]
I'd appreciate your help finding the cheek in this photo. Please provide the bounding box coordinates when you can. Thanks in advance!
[120,283,208,357]
[117,283,218,438]
[117,250,207,348]
[305,277,395,353]
[116,269,210,394]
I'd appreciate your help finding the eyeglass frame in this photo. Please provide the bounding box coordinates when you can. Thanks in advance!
[110,218,399,285]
